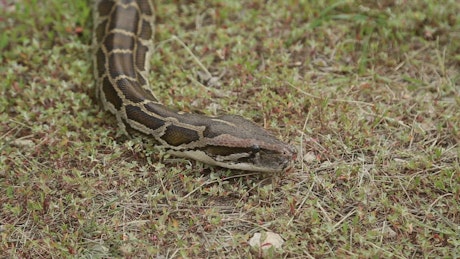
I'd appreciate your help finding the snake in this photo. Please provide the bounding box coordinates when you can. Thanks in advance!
[93,0,296,172]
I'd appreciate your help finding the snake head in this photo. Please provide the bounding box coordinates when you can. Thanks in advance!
[204,115,296,172]
[169,114,297,173]
[202,133,296,173]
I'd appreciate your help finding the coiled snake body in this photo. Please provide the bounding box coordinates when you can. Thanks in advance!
[93,0,296,172]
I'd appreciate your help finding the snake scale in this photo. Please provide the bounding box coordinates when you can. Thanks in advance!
[93,0,296,172]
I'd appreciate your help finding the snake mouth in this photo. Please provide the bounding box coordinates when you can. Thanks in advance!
[168,145,295,173]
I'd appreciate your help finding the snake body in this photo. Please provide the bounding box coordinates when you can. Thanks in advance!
[93,0,295,172]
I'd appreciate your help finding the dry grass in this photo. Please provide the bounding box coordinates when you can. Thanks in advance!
[1,0,459,258]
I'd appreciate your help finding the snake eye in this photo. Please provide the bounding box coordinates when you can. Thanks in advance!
[251,145,260,152]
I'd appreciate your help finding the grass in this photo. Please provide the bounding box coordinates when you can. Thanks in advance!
[1,0,459,257]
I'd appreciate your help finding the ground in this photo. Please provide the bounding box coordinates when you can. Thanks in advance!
[0,0,459,258]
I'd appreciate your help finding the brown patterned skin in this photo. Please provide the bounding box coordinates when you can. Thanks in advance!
[93,0,296,172]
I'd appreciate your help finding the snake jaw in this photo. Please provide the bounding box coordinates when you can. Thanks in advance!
[170,145,295,173]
